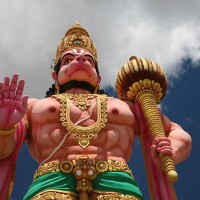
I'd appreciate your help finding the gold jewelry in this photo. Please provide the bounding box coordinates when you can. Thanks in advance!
[0,124,18,136]
[72,155,97,198]
[34,159,133,180]
[91,192,141,200]
[51,94,107,149]
[55,81,60,95]
[34,158,134,200]
[31,190,77,200]
[24,120,30,131]
[34,156,133,200]
[94,83,100,94]
[54,21,97,67]
[70,94,98,111]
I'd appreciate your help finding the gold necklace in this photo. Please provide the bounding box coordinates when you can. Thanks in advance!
[69,94,98,111]
[51,94,107,149]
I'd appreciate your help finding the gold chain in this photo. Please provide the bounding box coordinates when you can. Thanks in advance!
[51,94,107,149]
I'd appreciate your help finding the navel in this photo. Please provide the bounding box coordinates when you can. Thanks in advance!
[112,108,119,114]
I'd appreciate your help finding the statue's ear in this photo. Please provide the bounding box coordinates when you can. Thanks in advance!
[52,71,58,81]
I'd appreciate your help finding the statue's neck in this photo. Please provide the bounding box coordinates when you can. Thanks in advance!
[64,88,92,94]
[59,80,95,94]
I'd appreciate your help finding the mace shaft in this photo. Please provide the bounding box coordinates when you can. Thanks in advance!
[138,91,178,183]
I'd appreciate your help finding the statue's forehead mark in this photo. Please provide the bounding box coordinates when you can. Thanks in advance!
[73,49,84,56]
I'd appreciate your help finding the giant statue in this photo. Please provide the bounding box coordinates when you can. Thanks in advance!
[0,22,192,200]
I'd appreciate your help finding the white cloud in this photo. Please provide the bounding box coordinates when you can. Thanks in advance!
[0,0,199,98]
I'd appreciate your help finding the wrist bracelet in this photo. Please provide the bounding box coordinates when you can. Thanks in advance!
[0,124,18,136]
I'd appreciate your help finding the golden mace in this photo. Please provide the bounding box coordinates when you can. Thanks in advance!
[116,56,178,183]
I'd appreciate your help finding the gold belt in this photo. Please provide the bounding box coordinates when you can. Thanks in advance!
[34,156,133,180]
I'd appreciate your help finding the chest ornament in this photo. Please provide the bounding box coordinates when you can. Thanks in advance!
[51,94,108,149]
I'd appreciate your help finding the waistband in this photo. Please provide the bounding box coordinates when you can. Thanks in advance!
[34,156,133,180]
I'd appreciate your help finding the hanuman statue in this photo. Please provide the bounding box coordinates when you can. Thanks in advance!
[0,22,191,200]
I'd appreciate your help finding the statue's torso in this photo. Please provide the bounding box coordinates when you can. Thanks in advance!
[26,96,136,164]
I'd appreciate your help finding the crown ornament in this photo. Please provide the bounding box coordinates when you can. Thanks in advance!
[54,22,97,67]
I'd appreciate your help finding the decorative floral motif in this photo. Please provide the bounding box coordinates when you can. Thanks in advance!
[93,193,140,200]
[31,190,77,200]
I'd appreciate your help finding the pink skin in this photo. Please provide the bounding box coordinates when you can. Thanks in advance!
[0,49,191,170]
[52,49,101,88]
[0,47,192,200]
[151,137,173,170]
[0,74,28,129]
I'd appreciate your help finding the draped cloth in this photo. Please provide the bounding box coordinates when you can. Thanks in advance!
[0,121,26,200]
[23,171,143,200]
[134,103,177,200]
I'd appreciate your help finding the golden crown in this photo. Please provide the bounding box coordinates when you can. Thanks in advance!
[54,22,97,66]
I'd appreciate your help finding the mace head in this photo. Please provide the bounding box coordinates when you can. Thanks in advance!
[115,56,168,104]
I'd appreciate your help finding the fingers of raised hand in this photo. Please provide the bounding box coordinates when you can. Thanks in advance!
[21,95,28,113]
[9,74,19,101]
[2,76,10,102]
[0,74,25,106]
[15,80,25,108]
[0,76,11,105]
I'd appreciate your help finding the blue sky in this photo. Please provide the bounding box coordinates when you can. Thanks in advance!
[0,0,199,199]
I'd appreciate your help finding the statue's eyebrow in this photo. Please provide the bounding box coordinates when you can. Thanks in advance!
[84,53,94,58]
[61,53,75,61]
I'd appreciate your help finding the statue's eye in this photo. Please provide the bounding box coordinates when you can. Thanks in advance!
[87,161,92,166]
[64,58,72,64]
[61,54,74,66]
[85,55,95,67]
[78,161,83,166]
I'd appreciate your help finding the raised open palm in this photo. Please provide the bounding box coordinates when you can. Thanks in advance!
[0,74,28,129]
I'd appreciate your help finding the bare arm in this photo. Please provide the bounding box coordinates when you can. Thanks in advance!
[151,111,192,169]
[0,74,28,159]
[162,114,192,164]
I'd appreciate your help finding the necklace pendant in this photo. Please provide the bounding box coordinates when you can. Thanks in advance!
[78,138,90,149]
[51,93,108,149]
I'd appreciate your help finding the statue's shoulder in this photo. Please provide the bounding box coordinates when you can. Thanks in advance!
[107,96,134,109]
[28,98,39,106]
[27,97,56,107]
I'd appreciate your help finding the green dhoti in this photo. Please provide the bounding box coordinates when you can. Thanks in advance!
[23,171,143,199]
[23,172,77,199]
[93,172,143,199]
[23,158,143,200]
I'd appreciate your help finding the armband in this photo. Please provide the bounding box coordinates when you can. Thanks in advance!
[0,124,18,136]
[24,120,30,131]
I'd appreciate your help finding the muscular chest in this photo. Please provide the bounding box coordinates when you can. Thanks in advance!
[29,96,134,126]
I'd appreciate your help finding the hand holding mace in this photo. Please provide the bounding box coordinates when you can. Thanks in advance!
[116,56,178,183]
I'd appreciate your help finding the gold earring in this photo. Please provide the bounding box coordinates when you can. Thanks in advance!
[94,83,100,94]
[55,82,60,94]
